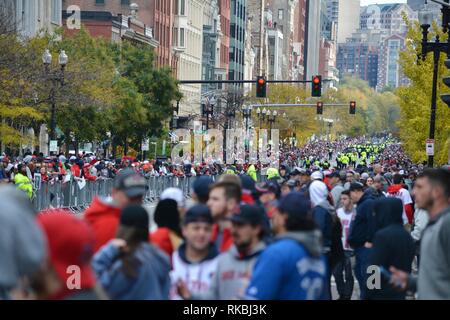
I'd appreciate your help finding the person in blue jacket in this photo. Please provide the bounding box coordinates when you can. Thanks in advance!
[348,182,376,300]
[244,192,328,300]
[92,204,171,300]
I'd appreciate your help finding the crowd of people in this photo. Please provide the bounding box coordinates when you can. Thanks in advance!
[1,134,450,300]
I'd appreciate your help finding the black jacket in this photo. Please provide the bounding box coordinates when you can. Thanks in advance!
[367,198,415,300]
[348,190,376,248]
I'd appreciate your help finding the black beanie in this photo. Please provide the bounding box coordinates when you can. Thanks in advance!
[120,204,149,233]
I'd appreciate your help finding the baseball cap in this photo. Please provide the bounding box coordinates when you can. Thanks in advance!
[311,171,323,181]
[184,204,213,225]
[113,169,147,198]
[349,182,364,192]
[36,212,96,290]
[299,169,311,176]
[256,181,281,197]
[230,204,265,225]
[160,187,186,208]
[277,192,312,218]
[192,176,213,200]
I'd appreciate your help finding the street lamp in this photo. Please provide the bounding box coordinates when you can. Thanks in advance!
[43,49,68,156]
[267,110,277,132]
[418,2,450,167]
[150,142,157,160]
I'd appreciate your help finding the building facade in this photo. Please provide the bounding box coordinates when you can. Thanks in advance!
[337,41,379,88]
[377,33,409,90]
[177,0,204,116]
[293,0,306,80]
[4,0,62,38]
[304,0,321,79]
[229,0,247,85]
[62,0,176,73]
[360,3,417,35]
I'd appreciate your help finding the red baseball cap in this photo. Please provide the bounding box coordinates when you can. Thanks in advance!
[37,212,96,291]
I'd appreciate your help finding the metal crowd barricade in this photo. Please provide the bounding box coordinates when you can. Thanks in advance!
[31,173,244,212]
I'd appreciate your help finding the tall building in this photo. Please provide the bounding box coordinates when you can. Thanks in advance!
[3,0,62,38]
[177,0,204,116]
[247,0,269,77]
[202,0,221,95]
[243,14,256,93]
[293,0,306,80]
[304,0,321,79]
[337,41,379,88]
[219,0,231,77]
[377,33,409,90]
[267,8,284,80]
[360,3,417,35]
[268,0,298,80]
[62,0,176,73]
[336,0,360,44]
[229,0,247,86]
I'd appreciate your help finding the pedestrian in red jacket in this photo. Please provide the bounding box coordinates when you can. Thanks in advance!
[84,169,147,252]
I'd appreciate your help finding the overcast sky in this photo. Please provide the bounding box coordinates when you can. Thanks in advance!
[361,0,407,6]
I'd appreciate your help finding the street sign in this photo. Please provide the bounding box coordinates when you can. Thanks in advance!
[426,139,435,156]
[142,139,150,151]
[49,140,58,152]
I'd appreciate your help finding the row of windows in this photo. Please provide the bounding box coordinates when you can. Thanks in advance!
[230,23,245,42]
[95,0,129,5]
[232,0,246,20]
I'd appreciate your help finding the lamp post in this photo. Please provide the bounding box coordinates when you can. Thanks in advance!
[43,49,68,156]
[256,107,267,128]
[419,2,450,167]
[203,102,214,130]
[267,110,277,133]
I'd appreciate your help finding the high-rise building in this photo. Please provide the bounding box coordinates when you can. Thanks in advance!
[268,0,298,80]
[336,0,360,43]
[219,0,231,77]
[247,0,269,77]
[337,41,379,88]
[267,8,284,80]
[202,0,221,95]
[377,33,409,90]
[360,3,417,35]
[304,0,321,79]
[293,0,306,80]
[229,0,247,85]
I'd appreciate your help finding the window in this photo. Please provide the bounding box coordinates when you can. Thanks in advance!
[278,9,283,21]
[51,0,61,24]
[180,0,185,15]
[121,0,130,5]
[95,0,105,4]
[180,28,185,47]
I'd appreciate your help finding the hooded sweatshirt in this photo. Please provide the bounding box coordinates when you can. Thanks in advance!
[245,231,328,300]
[170,243,219,300]
[190,242,266,300]
[83,197,122,252]
[367,198,415,300]
[386,184,413,225]
[348,190,376,249]
[312,200,334,251]
[92,241,171,300]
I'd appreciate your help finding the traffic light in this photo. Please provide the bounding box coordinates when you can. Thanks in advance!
[441,59,450,108]
[316,101,323,115]
[349,101,356,114]
[256,76,267,98]
[311,75,322,97]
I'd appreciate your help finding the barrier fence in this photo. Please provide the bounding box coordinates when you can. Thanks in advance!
[31,176,201,213]
[30,173,267,213]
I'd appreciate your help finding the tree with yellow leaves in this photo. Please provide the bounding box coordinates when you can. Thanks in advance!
[397,18,450,165]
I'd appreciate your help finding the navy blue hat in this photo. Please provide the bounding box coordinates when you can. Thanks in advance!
[328,171,340,178]
[184,204,213,225]
[230,204,265,225]
[120,204,149,233]
[240,175,256,193]
[192,176,213,199]
[277,192,312,218]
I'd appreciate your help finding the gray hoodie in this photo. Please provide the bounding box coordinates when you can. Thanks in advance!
[417,206,450,299]
[0,186,46,294]
[278,230,323,258]
[191,242,266,300]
